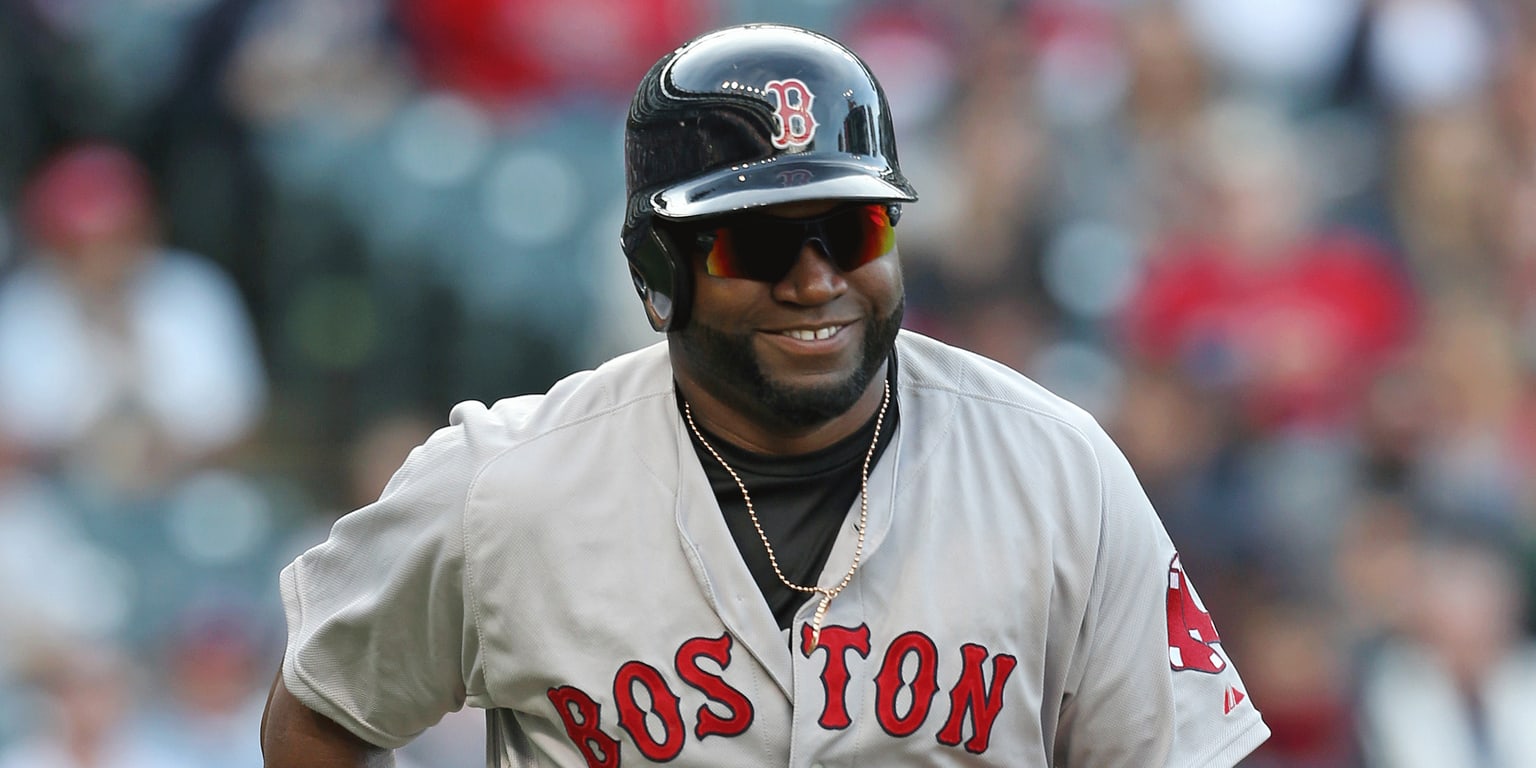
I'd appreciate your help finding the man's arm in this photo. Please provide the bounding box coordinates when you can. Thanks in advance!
[261,668,396,767]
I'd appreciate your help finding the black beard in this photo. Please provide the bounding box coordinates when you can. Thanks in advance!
[673,299,904,430]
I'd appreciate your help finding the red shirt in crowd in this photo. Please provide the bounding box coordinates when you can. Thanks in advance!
[1120,231,1419,429]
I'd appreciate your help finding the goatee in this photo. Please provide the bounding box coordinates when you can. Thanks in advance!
[674,299,903,430]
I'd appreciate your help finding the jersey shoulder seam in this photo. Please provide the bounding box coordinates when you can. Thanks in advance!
[901,380,1102,453]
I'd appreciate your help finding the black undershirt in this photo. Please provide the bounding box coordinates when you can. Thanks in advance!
[682,362,899,630]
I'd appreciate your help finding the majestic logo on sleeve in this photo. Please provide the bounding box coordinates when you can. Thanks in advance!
[765,79,818,148]
[1166,555,1226,673]
[1223,685,1246,715]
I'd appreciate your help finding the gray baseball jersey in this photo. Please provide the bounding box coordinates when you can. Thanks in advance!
[279,330,1269,766]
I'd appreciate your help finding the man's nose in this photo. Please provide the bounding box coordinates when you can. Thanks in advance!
[772,238,847,304]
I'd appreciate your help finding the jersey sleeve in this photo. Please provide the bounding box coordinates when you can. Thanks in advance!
[1055,424,1270,767]
[279,410,489,749]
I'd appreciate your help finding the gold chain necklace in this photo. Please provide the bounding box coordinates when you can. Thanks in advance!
[683,379,891,648]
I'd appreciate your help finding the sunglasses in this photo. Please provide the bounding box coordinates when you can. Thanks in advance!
[672,203,900,283]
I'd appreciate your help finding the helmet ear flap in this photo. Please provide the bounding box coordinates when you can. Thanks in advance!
[624,223,692,332]
[628,265,670,331]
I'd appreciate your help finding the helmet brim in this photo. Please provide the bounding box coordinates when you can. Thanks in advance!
[649,155,917,221]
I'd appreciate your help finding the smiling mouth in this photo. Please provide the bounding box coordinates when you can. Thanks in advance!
[778,324,847,341]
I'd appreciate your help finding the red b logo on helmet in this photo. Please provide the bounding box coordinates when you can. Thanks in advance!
[765,79,817,148]
[1167,555,1226,673]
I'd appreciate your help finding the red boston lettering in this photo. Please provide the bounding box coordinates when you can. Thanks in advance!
[800,623,871,730]
[937,643,1018,754]
[674,634,754,740]
[613,661,686,762]
[547,686,622,768]
[873,631,940,737]
[552,629,1022,762]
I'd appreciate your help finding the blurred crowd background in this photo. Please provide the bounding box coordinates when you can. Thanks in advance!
[0,0,1533,765]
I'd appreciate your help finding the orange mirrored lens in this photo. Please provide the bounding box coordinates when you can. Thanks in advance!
[698,204,896,282]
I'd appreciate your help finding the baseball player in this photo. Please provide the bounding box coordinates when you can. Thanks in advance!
[260,23,1270,767]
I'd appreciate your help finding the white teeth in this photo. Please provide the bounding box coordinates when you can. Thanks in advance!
[784,326,839,341]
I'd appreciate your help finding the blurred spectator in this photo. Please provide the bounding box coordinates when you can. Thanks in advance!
[1388,106,1503,288]
[1358,533,1536,766]
[0,143,267,497]
[921,8,1050,293]
[0,642,193,768]
[1121,2,1213,239]
[1118,101,1418,431]
[225,0,411,132]
[0,465,134,663]
[1332,494,1424,643]
[1124,3,1209,149]
[1238,600,1364,768]
[0,439,129,748]
[1354,356,1436,495]
[1411,290,1531,529]
[1485,32,1536,513]
[136,608,269,768]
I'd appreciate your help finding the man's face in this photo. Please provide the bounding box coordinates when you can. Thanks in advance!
[668,200,905,430]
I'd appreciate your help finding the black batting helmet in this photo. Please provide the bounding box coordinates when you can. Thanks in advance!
[621,23,919,331]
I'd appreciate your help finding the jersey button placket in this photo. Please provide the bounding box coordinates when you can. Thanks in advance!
[790,601,867,768]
